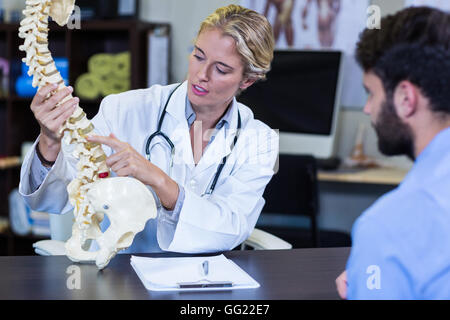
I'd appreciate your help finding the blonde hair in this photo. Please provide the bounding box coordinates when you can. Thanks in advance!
[197,5,275,82]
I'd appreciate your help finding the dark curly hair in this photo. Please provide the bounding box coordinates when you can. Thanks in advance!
[356,7,450,114]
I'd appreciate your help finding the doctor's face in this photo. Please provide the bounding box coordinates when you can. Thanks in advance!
[188,28,254,113]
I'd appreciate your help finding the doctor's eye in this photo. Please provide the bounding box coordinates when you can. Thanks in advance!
[216,67,227,75]
[194,55,204,61]
[103,205,110,210]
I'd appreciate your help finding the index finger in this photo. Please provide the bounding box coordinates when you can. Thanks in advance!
[33,83,58,105]
[87,134,124,151]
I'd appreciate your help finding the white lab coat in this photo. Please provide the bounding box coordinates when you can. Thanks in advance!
[19,81,279,253]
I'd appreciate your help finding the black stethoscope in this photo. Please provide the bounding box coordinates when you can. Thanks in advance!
[145,83,241,195]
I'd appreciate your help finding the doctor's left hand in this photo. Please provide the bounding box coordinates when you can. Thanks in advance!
[86,133,179,210]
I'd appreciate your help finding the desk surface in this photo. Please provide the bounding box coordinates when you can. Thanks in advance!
[0,247,350,300]
[318,167,409,185]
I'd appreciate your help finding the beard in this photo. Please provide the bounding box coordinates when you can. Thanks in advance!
[373,97,416,161]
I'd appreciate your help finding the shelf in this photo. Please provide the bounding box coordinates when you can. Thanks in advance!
[0,228,48,256]
[0,19,166,32]
[318,166,409,185]
[0,230,48,241]
[0,19,171,245]
[72,19,167,31]
[80,98,103,105]
[7,96,103,107]
[0,217,8,234]
[0,23,23,32]
[0,21,70,32]
[0,156,21,170]
[9,96,32,102]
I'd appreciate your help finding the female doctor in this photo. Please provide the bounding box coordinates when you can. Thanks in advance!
[19,5,278,253]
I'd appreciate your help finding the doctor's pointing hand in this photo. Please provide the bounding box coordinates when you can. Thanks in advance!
[86,133,180,211]
[19,5,279,254]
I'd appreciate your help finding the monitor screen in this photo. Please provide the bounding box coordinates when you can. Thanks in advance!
[238,50,342,136]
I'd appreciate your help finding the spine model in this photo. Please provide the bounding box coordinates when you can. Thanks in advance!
[18,0,110,257]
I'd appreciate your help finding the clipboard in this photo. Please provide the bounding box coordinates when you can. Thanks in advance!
[130,254,260,292]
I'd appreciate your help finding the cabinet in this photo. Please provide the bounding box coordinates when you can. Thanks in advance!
[0,19,170,255]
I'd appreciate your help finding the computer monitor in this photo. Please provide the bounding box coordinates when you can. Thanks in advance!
[238,50,344,159]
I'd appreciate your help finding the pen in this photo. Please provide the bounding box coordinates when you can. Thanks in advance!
[178,281,233,289]
[202,260,209,276]
[177,260,233,288]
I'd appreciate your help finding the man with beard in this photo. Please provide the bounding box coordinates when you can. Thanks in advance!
[335,6,450,299]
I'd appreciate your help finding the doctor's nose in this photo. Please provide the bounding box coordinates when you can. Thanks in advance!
[197,65,210,82]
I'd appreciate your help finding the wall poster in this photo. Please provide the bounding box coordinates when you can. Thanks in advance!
[241,0,371,108]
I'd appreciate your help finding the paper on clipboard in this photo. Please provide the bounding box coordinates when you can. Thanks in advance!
[130,254,260,292]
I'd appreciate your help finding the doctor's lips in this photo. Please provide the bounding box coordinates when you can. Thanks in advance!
[192,84,209,96]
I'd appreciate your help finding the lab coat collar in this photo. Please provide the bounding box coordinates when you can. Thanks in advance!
[165,81,189,126]
[192,98,240,178]
[166,81,239,129]
[185,95,234,130]
[164,81,240,177]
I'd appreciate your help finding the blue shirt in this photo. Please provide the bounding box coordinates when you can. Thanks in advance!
[346,127,450,299]
[185,95,233,131]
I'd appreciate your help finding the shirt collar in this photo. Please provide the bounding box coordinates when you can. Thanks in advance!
[401,126,450,186]
[185,95,234,130]
[415,126,450,164]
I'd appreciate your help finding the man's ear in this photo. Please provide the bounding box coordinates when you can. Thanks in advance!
[239,77,256,91]
[394,80,419,120]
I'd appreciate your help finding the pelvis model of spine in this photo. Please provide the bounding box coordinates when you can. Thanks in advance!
[19,0,157,269]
